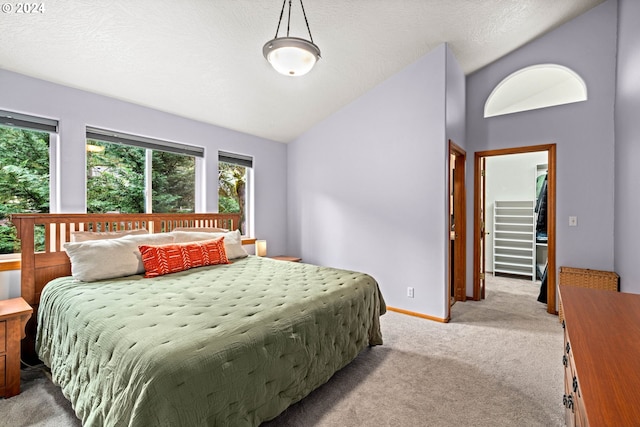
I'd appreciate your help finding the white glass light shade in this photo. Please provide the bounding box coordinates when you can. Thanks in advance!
[263,37,321,76]
[255,240,267,257]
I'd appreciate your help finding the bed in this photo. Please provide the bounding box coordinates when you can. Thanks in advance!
[11,213,385,426]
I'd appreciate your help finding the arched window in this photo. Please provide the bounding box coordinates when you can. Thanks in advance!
[484,64,587,118]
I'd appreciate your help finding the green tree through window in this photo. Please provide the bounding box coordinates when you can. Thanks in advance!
[87,141,145,213]
[0,126,49,254]
[218,162,247,234]
[152,151,195,213]
[87,140,195,213]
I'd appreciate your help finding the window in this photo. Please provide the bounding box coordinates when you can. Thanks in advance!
[0,110,57,255]
[218,151,253,235]
[484,64,587,118]
[86,128,202,213]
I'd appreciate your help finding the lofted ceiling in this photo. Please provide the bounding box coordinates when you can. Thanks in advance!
[0,1,604,143]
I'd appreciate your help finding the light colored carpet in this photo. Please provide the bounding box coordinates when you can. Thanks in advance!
[1,367,80,427]
[265,275,563,426]
[1,275,563,426]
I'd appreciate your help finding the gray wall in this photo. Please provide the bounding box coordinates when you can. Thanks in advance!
[465,0,618,297]
[615,0,640,294]
[0,68,288,258]
[288,44,465,320]
[446,45,466,151]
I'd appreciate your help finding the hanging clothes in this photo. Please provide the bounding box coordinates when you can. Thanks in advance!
[537,262,548,303]
[535,173,548,243]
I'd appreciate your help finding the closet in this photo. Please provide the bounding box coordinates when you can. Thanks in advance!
[486,153,548,283]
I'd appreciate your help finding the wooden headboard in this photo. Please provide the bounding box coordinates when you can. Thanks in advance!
[10,212,244,363]
[11,212,243,306]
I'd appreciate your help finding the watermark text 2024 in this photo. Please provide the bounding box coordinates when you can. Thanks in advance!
[1,3,45,14]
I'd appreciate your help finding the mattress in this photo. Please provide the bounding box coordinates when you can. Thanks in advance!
[36,256,385,426]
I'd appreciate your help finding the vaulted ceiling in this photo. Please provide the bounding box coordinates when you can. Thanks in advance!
[0,1,604,142]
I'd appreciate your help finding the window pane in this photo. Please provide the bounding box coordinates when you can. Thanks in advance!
[0,126,50,254]
[87,139,196,214]
[152,151,195,213]
[218,161,247,233]
[86,140,145,213]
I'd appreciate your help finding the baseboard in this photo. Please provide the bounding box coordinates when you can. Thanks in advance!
[386,306,449,323]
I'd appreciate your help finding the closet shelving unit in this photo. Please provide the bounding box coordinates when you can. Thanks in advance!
[492,200,536,280]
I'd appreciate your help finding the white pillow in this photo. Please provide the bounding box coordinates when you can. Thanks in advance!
[71,228,148,242]
[63,233,175,282]
[170,230,248,260]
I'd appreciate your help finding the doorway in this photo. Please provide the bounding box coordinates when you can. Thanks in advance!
[473,144,557,314]
[448,140,466,319]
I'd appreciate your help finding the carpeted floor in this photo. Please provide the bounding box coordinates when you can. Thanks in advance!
[1,275,564,426]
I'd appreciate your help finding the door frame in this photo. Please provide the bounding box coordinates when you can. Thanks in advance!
[473,144,557,315]
[448,140,467,319]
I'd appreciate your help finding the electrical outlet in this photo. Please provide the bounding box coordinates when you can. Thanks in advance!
[407,287,414,298]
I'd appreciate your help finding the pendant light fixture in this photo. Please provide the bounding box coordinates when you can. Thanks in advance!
[263,0,321,76]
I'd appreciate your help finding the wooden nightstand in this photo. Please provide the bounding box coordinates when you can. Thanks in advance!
[270,256,302,262]
[0,297,33,398]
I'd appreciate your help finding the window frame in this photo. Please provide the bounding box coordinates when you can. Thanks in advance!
[0,112,59,212]
[0,110,59,263]
[218,151,254,236]
[484,64,588,118]
[86,127,202,214]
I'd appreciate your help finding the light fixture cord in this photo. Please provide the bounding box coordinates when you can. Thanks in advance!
[273,0,315,43]
[286,0,292,36]
[299,0,314,43]
[274,0,287,39]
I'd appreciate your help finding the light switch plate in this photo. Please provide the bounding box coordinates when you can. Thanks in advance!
[569,216,578,226]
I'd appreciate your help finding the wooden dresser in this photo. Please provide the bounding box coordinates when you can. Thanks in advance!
[560,285,640,426]
[0,297,33,398]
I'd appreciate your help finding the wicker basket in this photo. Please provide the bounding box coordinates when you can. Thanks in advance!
[558,266,619,322]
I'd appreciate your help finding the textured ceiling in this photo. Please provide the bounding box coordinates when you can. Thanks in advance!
[0,0,604,143]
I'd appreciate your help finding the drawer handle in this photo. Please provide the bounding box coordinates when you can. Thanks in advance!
[573,376,579,393]
[562,355,568,367]
[562,320,566,329]
[566,342,571,354]
[563,394,574,412]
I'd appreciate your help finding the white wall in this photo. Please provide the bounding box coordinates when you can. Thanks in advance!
[288,44,464,320]
[485,152,548,272]
[0,270,20,299]
[465,0,618,297]
[614,0,640,294]
[0,69,288,296]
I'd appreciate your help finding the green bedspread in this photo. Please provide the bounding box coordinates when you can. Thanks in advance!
[36,256,385,426]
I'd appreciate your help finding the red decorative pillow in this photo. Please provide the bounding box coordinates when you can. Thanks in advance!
[139,237,229,278]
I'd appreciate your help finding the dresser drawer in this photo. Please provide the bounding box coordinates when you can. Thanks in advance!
[563,325,587,426]
[0,320,5,353]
